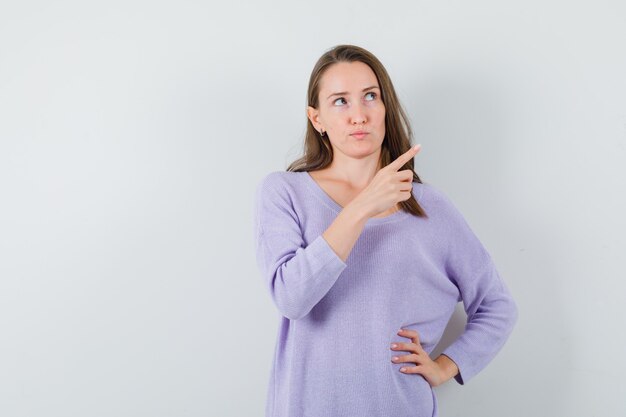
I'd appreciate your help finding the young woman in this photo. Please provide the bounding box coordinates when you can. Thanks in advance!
[253,44,518,417]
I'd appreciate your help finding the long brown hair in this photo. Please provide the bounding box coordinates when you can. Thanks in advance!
[287,44,427,218]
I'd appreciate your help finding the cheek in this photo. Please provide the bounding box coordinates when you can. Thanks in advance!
[326,117,341,130]
[372,103,385,118]
[375,109,386,127]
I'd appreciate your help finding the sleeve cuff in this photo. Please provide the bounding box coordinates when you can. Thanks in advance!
[312,234,348,269]
[440,349,467,385]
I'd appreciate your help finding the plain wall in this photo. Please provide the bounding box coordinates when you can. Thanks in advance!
[1,0,625,416]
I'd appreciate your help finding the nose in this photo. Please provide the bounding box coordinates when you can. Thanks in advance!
[350,104,367,125]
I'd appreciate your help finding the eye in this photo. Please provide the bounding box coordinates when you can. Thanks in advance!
[333,97,347,106]
[365,92,377,101]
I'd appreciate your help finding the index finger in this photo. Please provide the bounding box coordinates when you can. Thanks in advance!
[386,144,421,172]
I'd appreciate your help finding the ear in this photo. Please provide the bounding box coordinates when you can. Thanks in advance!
[307,106,322,131]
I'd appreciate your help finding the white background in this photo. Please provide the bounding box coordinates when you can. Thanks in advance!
[1,1,625,416]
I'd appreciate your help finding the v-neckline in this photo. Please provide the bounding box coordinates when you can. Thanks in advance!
[302,171,411,225]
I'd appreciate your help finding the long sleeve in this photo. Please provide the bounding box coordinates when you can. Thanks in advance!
[253,172,348,320]
[436,190,519,385]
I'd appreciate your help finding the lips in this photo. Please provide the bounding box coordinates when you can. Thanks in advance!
[350,131,368,136]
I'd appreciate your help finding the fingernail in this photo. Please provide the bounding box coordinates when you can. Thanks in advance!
[392,356,399,361]
[391,343,397,348]
[400,367,407,372]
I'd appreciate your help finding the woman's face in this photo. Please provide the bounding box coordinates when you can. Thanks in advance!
[307,61,386,158]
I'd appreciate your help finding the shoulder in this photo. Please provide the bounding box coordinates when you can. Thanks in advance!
[255,170,303,195]
[412,181,470,227]
[412,181,454,207]
[254,171,307,214]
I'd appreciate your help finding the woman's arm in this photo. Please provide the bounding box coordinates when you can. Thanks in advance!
[254,173,366,320]
[431,186,518,385]
[441,261,518,385]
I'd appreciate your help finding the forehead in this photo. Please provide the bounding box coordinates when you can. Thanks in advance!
[319,61,379,93]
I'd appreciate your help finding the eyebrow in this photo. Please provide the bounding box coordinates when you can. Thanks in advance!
[327,85,380,100]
